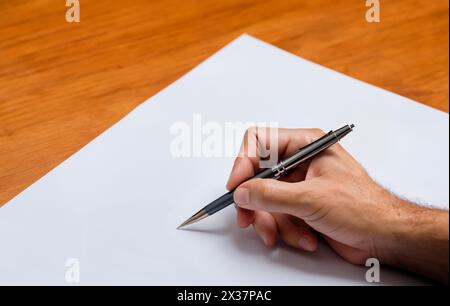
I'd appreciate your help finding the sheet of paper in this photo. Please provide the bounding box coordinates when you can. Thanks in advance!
[0,35,448,285]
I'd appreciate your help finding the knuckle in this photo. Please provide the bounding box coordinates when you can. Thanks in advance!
[246,126,258,135]
[298,187,315,204]
[312,128,326,137]
[258,180,275,204]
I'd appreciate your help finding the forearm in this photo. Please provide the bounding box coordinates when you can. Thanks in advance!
[378,200,449,284]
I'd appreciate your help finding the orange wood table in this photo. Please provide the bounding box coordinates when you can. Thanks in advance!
[0,0,448,206]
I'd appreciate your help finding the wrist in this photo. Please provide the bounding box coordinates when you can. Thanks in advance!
[375,198,449,283]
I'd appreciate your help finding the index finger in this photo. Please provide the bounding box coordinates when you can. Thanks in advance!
[226,127,326,190]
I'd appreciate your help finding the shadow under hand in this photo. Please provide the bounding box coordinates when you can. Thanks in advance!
[180,225,232,236]
[230,225,376,284]
[181,211,425,285]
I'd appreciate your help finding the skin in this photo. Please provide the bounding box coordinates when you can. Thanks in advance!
[227,127,449,284]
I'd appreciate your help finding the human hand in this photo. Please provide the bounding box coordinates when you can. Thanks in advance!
[227,127,449,283]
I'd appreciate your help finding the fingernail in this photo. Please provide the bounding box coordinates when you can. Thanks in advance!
[299,237,314,252]
[234,188,249,206]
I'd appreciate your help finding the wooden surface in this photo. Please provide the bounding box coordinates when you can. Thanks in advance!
[0,0,448,206]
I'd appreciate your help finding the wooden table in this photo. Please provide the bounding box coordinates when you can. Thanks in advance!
[0,0,448,206]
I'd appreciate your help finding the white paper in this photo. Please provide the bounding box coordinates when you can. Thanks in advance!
[0,35,448,285]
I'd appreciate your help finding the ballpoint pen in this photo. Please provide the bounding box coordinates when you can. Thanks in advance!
[177,124,355,229]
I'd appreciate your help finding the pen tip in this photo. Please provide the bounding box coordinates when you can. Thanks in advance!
[350,124,355,129]
[176,224,186,230]
[176,222,186,230]
[176,209,209,230]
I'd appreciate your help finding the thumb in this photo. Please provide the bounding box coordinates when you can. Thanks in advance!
[234,178,315,217]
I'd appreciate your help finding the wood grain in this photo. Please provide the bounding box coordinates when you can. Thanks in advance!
[0,0,448,206]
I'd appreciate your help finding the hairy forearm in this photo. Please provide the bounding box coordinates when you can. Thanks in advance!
[378,200,449,284]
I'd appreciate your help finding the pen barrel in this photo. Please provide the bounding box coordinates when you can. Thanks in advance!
[204,191,234,215]
[198,125,354,220]
[204,167,275,215]
[282,133,338,172]
[280,124,353,173]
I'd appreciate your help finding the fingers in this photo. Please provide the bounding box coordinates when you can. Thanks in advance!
[234,178,318,218]
[236,205,275,246]
[236,206,255,228]
[273,214,318,252]
[228,127,328,251]
[241,210,318,252]
[226,156,255,190]
[252,211,277,247]
[227,128,330,190]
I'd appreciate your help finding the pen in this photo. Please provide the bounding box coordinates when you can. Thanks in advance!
[177,124,355,229]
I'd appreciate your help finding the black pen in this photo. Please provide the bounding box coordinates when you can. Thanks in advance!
[177,124,355,229]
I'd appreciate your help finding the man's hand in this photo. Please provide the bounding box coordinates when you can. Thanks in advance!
[227,128,449,283]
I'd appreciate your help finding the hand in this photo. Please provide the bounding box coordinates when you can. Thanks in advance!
[227,127,449,283]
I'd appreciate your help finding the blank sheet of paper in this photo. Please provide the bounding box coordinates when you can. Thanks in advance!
[0,35,448,285]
